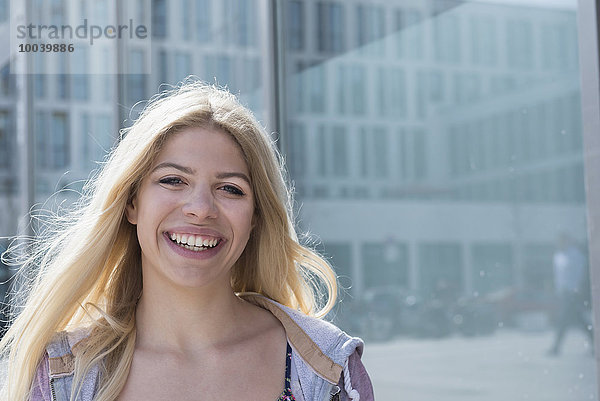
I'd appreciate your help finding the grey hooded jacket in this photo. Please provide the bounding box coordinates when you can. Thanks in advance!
[32,294,374,401]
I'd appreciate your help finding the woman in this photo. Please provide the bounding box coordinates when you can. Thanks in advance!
[0,82,374,401]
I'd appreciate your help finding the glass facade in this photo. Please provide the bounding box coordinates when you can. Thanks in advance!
[282,0,595,399]
[0,0,598,399]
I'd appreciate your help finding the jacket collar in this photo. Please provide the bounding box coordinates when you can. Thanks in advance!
[240,293,343,384]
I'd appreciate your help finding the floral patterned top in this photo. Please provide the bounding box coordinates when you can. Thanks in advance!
[276,342,296,400]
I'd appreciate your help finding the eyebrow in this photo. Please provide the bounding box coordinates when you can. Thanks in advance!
[151,162,251,185]
[215,172,252,186]
[152,162,194,175]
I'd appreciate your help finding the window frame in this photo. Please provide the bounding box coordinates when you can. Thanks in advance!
[576,0,600,395]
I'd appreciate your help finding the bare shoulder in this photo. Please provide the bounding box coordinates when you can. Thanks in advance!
[231,296,288,361]
[237,296,287,341]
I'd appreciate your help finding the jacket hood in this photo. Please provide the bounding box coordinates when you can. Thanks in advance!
[240,293,364,384]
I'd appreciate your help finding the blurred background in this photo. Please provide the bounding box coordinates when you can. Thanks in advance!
[0,0,598,399]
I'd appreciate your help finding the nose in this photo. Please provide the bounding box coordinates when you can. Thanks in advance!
[181,187,218,220]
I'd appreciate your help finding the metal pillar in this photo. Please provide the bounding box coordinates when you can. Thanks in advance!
[577,0,600,394]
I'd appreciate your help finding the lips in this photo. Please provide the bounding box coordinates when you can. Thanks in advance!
[163,230,226,259]
[168,232,221,251]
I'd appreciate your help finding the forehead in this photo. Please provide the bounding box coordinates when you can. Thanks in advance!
[154,126,249,174]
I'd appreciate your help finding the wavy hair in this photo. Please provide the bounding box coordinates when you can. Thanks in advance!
[0,81,337,401]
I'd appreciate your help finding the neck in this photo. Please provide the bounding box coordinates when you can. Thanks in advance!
[134,279,246,352]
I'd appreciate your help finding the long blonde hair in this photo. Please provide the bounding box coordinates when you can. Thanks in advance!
[0,81,337,401]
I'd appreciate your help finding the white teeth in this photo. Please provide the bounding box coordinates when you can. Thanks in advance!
[170,233,219,250]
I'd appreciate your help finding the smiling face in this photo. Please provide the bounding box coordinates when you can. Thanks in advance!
[125,126,255,291]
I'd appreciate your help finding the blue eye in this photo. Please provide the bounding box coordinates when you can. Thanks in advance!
[221,185,245,196]
[159,177,184,185]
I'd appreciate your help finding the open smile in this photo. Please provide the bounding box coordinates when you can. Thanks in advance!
[167,232,223,252]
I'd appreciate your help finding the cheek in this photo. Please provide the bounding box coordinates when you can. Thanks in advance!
[239,215,254,237]
[244,205,256,229]
[135,213,155,249]
[132,199,164,243]
[234,206,255,239]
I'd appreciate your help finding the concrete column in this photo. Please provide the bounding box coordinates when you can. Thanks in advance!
[463,241,473,296]
[408,240,419,292]
[352,240,363,297]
